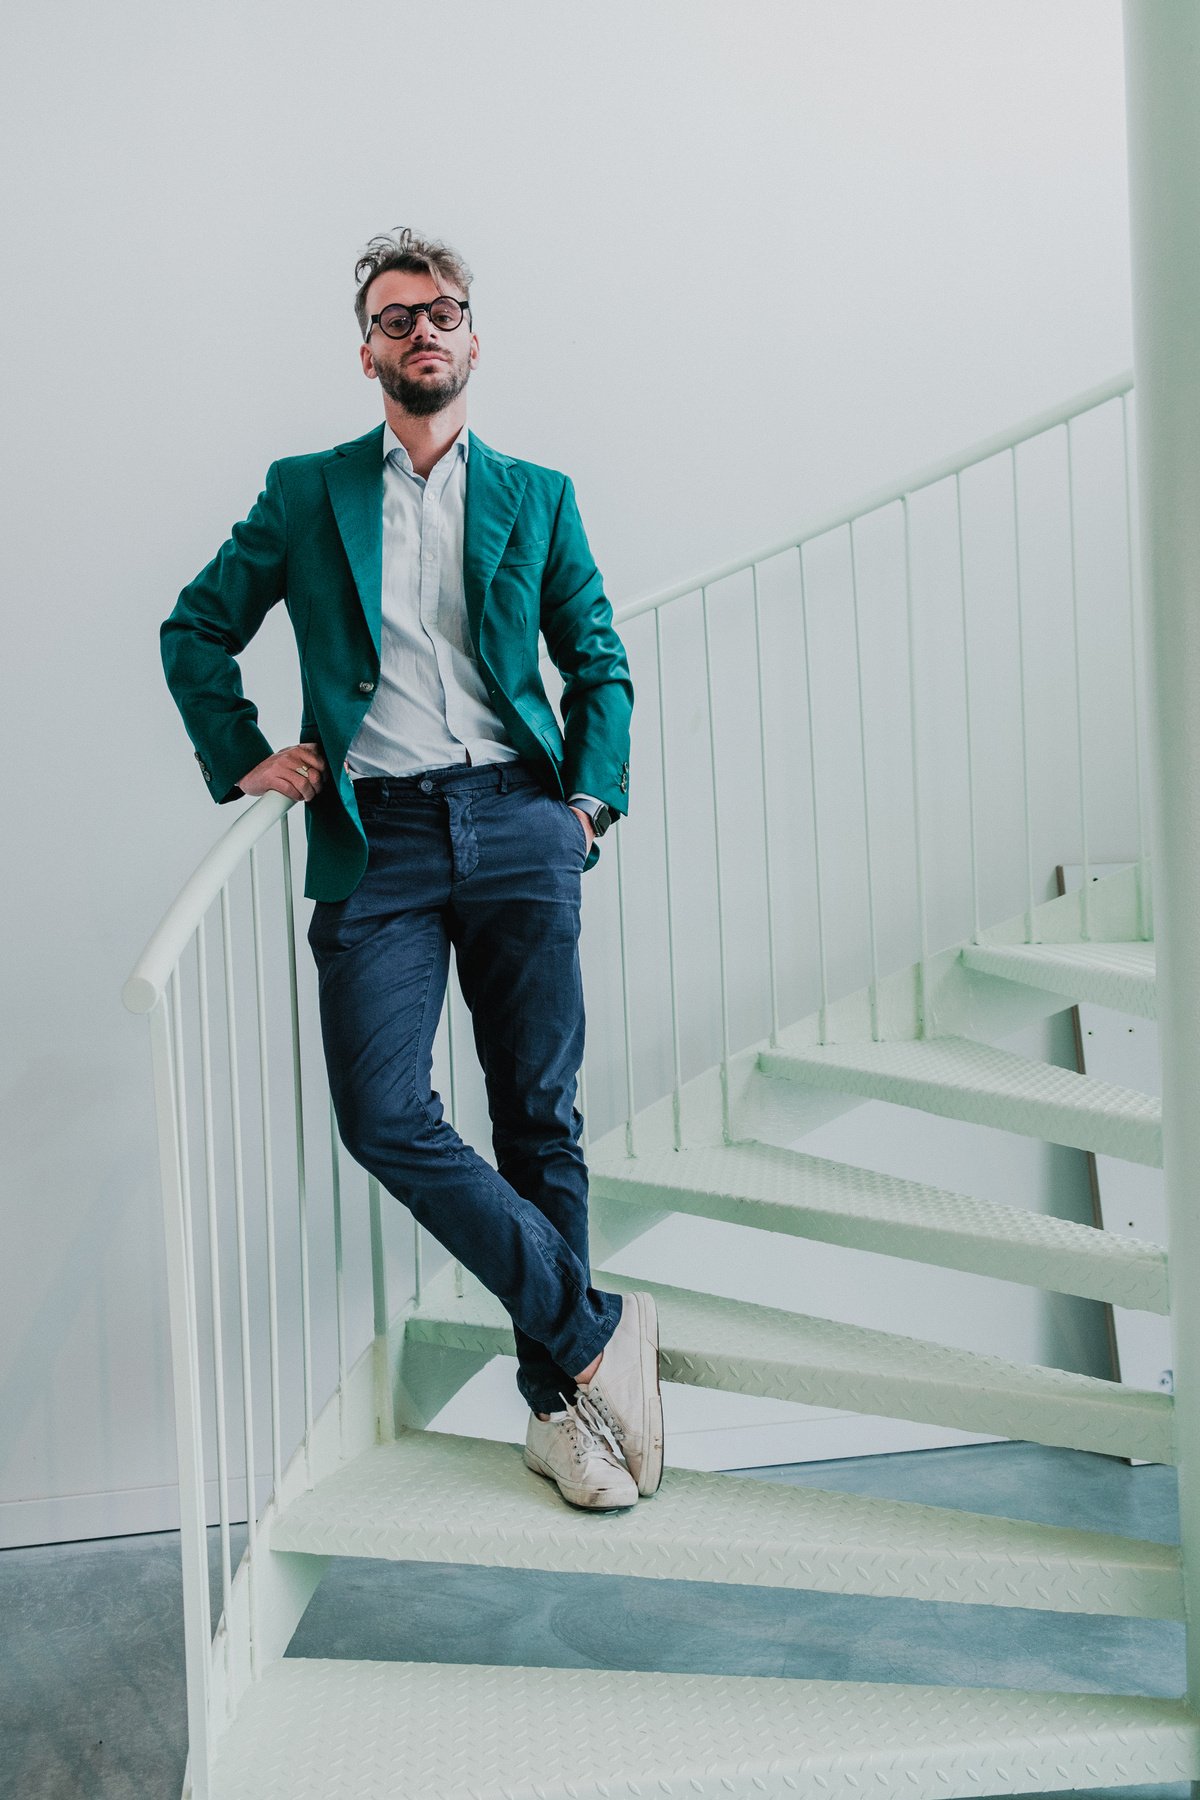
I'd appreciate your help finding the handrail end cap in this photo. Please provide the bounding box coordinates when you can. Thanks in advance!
[123,974,160,1015]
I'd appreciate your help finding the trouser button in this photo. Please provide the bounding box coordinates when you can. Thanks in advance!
[419,778,433,793]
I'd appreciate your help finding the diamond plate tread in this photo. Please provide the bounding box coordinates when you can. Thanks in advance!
[270,1425,1182,1618]
[207,1659,1199,1800]
[407,1269,1174,1463]
[960,940,1157,1020]
[589,1139,1168,1313]
[759,1035,1162,1166]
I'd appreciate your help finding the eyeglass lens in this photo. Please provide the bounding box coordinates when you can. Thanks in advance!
[376,298,466,339]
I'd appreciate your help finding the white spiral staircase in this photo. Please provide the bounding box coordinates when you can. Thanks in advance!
[126,360,1200,1797]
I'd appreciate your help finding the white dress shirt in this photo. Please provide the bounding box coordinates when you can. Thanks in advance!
[345,423,520,777]
[344,421,601,816]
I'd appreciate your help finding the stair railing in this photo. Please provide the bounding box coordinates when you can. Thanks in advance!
[124,800,401,1795]
[598,368,1148,1154]
[125,368,1149,1795]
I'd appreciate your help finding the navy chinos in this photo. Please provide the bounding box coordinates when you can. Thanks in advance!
[307,758,622,1415]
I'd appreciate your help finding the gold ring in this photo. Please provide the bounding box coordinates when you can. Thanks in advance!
[297,764,309,779]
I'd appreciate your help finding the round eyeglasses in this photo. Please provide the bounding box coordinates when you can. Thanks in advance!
[365,296,470,341]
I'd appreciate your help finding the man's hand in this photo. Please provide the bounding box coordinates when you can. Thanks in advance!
[239,743,327,804]
[568,804,595,854]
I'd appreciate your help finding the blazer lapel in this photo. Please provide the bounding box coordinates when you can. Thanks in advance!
[323,426,386,657]
[464,433,528,653]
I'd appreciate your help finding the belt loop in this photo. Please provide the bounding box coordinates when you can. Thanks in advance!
[498,763,509,794]
[380,778,390,805]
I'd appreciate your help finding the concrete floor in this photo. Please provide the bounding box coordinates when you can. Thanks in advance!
[1,1440,1188,1800]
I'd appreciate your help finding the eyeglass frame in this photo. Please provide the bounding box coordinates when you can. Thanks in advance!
[363,295,472,342]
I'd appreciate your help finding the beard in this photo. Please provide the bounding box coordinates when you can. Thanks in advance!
[376,351,471,418]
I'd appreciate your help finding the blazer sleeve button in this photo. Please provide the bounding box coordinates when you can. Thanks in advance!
[358,680,375,693]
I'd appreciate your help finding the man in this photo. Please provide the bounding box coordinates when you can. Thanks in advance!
[161,228,662,1512]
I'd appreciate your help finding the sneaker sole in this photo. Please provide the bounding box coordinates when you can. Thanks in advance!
[522,1446,638,1511]
[629,1290,665,1497]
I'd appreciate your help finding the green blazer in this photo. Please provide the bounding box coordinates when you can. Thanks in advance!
[161,425,634,901]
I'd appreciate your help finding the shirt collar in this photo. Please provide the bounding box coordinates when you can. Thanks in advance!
[382,419,470,474]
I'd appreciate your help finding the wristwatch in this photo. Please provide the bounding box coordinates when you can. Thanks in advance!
[569,796,615,838]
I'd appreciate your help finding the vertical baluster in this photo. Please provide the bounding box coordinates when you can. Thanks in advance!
[328,1098,347,1444]
[613,821,638,1155]
[194,923,233,1686]
[654,606,683,1146]
[279,815,314,1467]
[1122,392,1150,939]
[1009,449,1037,940]
[799,544,831,1042]
[446,984,463,1300]
[169,965,201,1358]
[218,885,258,1677]
[151,990,213,1796]
[701,585,732,1135]
[752,564,780,1044]
[445,983,460,1128]
[577,1059,591,1159]
[847,523,881,1038]
[368,1174,389,1329]
[1066,419,1092,938]
[248,846,282,1497]
[368,1174,394,1442]
[901,498,930,1029]
[956,473,982,943]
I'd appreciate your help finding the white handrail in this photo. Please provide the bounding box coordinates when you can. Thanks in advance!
[614,369,1134,626]
[123,792,293,1014]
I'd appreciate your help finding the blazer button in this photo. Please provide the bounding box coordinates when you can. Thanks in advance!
[358,680,376,693]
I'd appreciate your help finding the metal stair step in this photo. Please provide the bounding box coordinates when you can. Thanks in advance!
[271,1423,1181,1618]
[207,1658,1198,1800]
[759,1034,1162,1165]
[591,1139,1168,1312]
[407,1267,1174,1464]
[960,939,1157,1019]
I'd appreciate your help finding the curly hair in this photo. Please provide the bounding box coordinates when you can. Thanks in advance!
[353,227,474,338]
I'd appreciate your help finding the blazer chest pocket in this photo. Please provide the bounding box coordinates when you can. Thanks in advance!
[497,535,548,570]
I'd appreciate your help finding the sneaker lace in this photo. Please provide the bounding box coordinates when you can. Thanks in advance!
[571,1383,625,1453]
[552,1392,609,1471]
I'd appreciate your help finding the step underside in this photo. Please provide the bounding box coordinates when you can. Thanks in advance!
[271,1425,1182,1619]
[960,939,1157,1019]
[207,1660,1198,1800]
[590,1139,1168,1312]
[759,1035,1162,1165]
[406,1269,1174,1464]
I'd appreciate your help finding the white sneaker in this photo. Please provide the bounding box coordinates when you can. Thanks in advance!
[524,1399,638,1510]
[575,1290,664,1496]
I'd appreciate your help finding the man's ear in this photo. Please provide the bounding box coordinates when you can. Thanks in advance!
[360,342,378,381]
[468,331,480,369]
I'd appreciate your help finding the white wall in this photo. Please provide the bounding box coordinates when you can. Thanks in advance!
[0,0,1134,1544]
